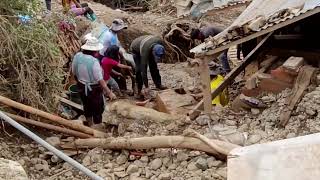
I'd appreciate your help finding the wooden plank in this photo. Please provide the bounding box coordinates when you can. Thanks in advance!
[188,32,273,119]
[200,56,212,114]
[279,66,316,127]
[56,96,83,111]
[191,7,320,56]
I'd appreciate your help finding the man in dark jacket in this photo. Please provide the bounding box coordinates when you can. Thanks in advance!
[130,35,167,97]
[191,26,231,73]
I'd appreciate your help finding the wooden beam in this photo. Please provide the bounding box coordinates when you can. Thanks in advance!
[199,56,212,114]
[56,96,83,111]
[279,66,316,127]
[191,7,320,56]
[188,32,273,119]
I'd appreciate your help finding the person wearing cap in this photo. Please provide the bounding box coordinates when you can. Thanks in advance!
[72,37,116,126]
[190,26,231,73]
[130,35,167,98]
[98,19,128,57]
[61,0,97,21]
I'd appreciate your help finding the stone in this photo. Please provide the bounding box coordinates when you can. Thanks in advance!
[177,151,189,162]
[17,159,25,166]
[225,120,237,126]
[64,171,73,177]
[216,167,227,179]
[145,168,152,178]
[150,158,162,170]
[187,162,198,171]
[126,164,139,175]
[168,163,177,170]
[195,157,208,170]
[45,136,61,147]
[35,163,49,172]
[140,156,149,163]
[195,115,210,126]
[30,158,40,165]
[0,158,28,180]
[133,160,145,167]
[247,134,262,144]
[209,160,223,168]
[306,109,316,116]
[82,155,91,166]
[104,163,113,169]
[283,56,304,72]
[251,108,260,115]
[158,173,171,180]
[162,157,170,167]
[114,171,127,178]
[97,169,111,178]
[116,154,128,165]
[286,133,296,139]
[180,161,188,168]
[114,166,126,172]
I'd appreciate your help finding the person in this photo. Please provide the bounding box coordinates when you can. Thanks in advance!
[45,0,51,11]
[191,26,231,73]
[72,37,116,126]
[101,45,132,96]
[62,0,97,21]
[130,35,167,98]
[98,19,127,58]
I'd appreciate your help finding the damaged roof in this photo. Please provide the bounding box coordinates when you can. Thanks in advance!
[191,0,320,56]
[174,0,251,18]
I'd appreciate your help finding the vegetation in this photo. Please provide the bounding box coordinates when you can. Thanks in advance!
[0,0,66,111]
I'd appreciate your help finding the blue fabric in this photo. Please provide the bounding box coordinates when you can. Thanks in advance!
[73,53,96,96]
[152,44,165,62]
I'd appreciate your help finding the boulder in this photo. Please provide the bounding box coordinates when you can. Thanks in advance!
[0,158,28,180]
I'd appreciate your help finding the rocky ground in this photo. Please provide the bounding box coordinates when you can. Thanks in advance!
[2,1,320,180]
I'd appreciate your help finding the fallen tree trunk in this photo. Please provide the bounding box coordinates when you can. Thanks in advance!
[5,113,92,138]
[0,95,96,136]
[64,136,240,159]
[184,129,233,155]
[109,100,183,123]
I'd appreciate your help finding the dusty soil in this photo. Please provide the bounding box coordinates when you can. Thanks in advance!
[6,1,319,180]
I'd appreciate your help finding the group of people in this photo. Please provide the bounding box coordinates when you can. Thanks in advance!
[45,0,97,21]
[72,19,167,127]
[52,0,235,127]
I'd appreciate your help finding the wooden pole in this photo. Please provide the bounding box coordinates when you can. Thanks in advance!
[5,113,92,138]
[199,56,212,114]
[64,136,240,160]
[0,95,96,135]
[188,32,273,119]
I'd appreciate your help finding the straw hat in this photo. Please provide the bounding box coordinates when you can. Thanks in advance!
[110,19,128,32]
[81,37,103,51]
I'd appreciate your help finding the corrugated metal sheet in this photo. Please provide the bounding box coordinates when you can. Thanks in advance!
[191,0,320,54]
[174,0,250,18]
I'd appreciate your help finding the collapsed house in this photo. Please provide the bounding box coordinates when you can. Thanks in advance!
[190,0,320,179]
[174,0,251,18]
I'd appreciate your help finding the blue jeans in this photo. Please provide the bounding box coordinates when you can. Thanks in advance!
[107,77,120,93]
[218,50,231,73]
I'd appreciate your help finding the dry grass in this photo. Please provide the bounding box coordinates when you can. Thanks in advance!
[0,16,66,111]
